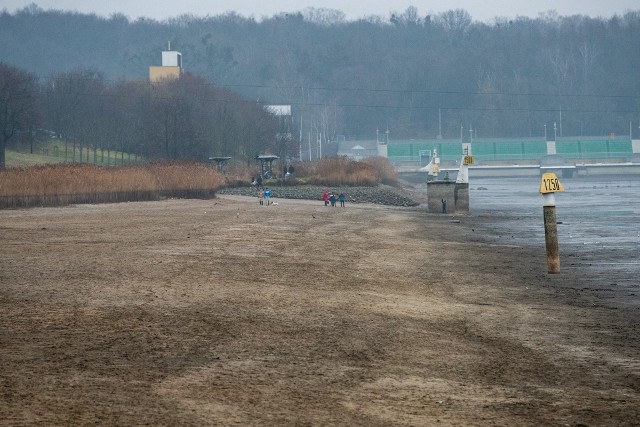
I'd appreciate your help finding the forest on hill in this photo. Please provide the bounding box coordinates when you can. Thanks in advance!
[1,4,640,149]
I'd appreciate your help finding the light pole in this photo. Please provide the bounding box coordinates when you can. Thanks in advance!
[553,122,557,141]
[460,125,464,142]
[469,126,473,144]
[544,123,547,140]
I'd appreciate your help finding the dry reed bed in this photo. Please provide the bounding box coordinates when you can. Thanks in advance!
[299,157,398,187]
[0,162,224,209]
[0,157,399,209]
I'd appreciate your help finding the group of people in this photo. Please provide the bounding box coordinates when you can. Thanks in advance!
[251,179,347,208]
[323,190,345,207]
[251,176,273,206]
[257,187,272,205]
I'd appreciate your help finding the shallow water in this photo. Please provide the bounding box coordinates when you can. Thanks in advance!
[469,175,640,289]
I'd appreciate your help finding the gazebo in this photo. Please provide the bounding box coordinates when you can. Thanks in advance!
[208,156,232,171]
[255,155,279,178]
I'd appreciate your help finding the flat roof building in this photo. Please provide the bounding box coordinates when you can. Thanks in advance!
[150,45,182,82]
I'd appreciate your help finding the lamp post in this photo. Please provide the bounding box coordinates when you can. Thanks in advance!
[544,123,547,140]
[553,122,557,141]
[460,125,464,142]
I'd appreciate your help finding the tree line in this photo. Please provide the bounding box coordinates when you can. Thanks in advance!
[1,4,639,159]
[0,63,282,169]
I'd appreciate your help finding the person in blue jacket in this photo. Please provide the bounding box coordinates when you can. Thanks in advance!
[264,187,272,206]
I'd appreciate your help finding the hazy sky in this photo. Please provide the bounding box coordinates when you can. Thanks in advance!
[2,0,638,22]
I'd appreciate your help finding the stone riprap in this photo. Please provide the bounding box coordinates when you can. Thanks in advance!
[218,184,420,207]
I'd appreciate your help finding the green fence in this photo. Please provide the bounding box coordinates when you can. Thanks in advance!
[387,136,632,164]
[555,137,632,159]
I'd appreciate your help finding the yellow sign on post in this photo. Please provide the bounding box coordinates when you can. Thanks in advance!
[539,173,565,194]
[463,155,475,165]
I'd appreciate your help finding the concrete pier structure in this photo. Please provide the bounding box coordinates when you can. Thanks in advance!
[426,181,469,214]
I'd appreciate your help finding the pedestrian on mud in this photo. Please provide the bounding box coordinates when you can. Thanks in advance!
[264,187,272,206]
[329,192,336,207]
[339,193,345,207]
[258,188,264,205]
[441,198,447,213]
[323,190,329,207]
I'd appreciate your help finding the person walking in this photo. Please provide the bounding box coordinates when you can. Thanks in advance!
[323,190,329,207]
[339,193,345,207]
[329,192,336,207]
[258,188,264,205]
[441,198,447,213]
[264,187,272,206]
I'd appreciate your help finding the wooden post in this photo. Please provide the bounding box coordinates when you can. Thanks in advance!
[543,193,560,273]
[540,173,565,274]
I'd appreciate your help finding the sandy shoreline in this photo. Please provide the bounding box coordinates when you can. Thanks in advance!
[1,195,638,425]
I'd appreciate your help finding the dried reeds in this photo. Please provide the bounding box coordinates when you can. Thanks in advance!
[308,156,398,187]
[0,162,224,209]
[363,156,399,186]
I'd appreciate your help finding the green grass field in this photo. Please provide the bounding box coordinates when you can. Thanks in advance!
[5,139,140,168]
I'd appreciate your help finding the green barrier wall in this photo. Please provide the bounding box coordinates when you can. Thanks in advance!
[556,138,632,159]
[386,137,632,163]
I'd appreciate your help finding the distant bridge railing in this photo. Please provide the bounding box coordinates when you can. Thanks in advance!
[387,136,634,165]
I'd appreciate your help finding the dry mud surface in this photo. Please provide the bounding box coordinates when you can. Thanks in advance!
[1,195,639,426]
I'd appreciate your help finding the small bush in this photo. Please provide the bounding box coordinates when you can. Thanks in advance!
[222,164,259,187]
[310,157,378,186]
[265,177,306,187]
[363,156,399,186]
[288,161,315,178]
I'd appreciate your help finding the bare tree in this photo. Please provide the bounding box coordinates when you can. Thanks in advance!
[43,68,106,163]
[0,62,39,168]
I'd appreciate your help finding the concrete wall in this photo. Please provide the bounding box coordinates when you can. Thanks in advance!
[427,181,469,214]
[378,143,388,158]
[161,51,182,67]
[454,183,469,213]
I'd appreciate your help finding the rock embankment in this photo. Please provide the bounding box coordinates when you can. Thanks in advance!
[218,184,420,207]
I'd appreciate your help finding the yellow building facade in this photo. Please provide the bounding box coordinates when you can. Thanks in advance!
[149,66,181,82]
[149,50,182,82]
